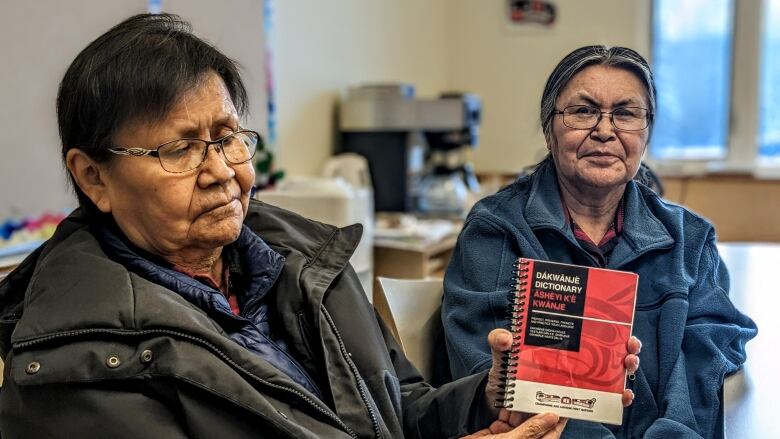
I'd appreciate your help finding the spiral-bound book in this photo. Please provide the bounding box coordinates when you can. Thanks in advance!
[497,258,638,425]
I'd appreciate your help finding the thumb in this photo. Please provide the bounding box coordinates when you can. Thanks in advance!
[488,328,514,366]
[486,329,514,407]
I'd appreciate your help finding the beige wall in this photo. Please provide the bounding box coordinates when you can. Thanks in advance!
[0,1,143,219]
[164,0,268,141]
[274,0,451,177]
[274,0,651,177]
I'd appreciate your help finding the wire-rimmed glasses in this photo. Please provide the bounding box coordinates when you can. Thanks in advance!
[554,105,652,131]
[108,130,262,173]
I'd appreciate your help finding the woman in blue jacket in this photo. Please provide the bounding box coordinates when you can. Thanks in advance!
[442,46,757,438]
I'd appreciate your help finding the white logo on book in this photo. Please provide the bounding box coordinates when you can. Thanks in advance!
[535,391,596,409]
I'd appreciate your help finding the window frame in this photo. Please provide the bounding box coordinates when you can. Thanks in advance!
[646,0,779,178]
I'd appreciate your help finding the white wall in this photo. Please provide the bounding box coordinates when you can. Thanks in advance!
[274,0,451,177]
[274,0,650,176]
[0,0,267,219]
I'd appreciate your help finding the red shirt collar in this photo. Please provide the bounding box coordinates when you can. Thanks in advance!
[561,196,625,248]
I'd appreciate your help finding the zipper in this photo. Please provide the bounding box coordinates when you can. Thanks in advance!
[15,328,358,439]
[321,307,383,439]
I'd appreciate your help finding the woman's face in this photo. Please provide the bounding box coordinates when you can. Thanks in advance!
[549,65,650,193]
[99,72,255,258]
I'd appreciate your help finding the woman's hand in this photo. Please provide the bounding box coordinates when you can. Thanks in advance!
[462,412,566,439]
[482,329,642,431]
[623,335,641,406]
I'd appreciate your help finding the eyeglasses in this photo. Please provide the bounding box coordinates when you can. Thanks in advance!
[554,105,653,131]
[108,130,262,173]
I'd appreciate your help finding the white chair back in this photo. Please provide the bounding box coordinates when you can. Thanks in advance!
[376,277,443,381]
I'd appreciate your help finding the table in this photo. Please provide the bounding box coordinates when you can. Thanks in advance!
[372,213,461,282]
[718,242,779,438]
[373,236,458,281]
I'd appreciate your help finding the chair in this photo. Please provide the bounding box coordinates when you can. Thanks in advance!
[374,277,443,381]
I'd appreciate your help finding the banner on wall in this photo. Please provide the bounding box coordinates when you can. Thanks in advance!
[507,0,556,26]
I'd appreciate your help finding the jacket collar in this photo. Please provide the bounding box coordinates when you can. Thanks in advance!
[94,220,285,319]
[243,199,362,313]
[524,161,569,234]
[524,160,674,266]
[2,214,250,345]
[608,181,675,267]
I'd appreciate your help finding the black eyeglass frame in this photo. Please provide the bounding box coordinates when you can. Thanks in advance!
[553,105,654,132]
[107,129,262,173]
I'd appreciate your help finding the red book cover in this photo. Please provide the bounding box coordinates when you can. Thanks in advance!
[498,258,638,425]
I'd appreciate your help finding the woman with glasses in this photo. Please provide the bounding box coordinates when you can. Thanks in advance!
[0,14,630,439]
[442,46,756,438]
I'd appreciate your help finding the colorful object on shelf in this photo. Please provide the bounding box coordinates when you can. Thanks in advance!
[0,211,68,258]
[255,148,285,190]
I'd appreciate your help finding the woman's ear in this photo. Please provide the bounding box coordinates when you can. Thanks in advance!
[65,149,112,213]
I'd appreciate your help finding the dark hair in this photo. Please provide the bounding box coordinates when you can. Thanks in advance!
[540,45,656,144]
[57,13,248,213]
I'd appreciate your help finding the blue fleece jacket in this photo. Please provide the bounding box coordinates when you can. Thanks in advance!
[442,161,757,438]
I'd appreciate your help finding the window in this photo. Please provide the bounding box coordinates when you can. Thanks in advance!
[759,0,780,164]
[651,0,780,173]
[651,0,734,161]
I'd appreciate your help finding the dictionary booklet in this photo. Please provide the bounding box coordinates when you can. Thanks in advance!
[496,258,638,425]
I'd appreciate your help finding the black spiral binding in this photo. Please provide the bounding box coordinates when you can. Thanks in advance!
[495,258,530,408]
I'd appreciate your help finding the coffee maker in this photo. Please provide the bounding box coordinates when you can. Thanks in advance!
[338,84,481,213]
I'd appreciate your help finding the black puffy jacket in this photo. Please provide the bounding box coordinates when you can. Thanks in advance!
[0,200,490,438]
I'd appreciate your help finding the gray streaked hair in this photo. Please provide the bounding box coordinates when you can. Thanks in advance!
[540,45,656,144]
